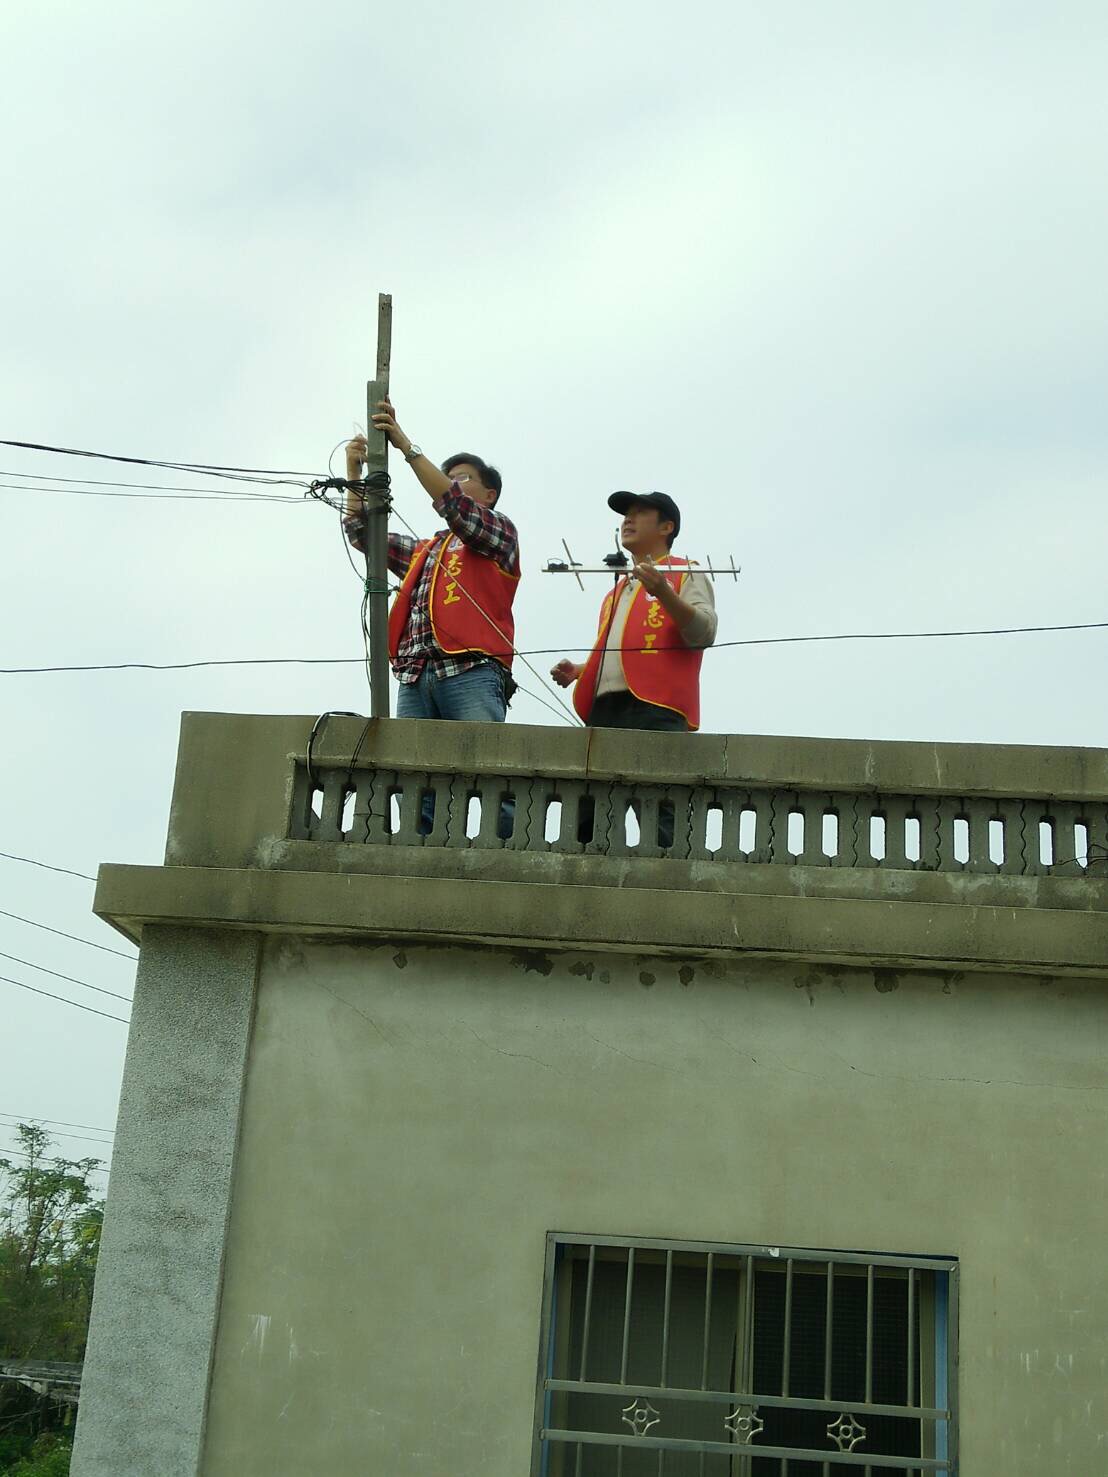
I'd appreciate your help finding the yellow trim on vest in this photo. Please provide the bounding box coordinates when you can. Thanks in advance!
[426,535,517,661]
[618,566,699,727]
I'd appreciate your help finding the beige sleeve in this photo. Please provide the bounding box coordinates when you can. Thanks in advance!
[679,571,718,648]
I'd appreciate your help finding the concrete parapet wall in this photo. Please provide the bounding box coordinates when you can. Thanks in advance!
[93,713,1108,980]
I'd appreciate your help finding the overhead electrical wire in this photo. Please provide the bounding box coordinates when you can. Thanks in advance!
[2,443,583,726]
[0,436,320,487]
[5,437,1106,715]
[1,973,129,1024]
[0,850,97,882]
[0,656,362,674]
[0,1145,110,1172]
[0,1112,114,1137]
[2,619,1106,679]
[0,467,306,498]
[0,1121,113,1148]
[0,951,133,1004]
[0,908,136,960]
[0,481,307,504]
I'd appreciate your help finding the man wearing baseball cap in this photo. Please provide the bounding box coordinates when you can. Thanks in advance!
[551,491,717,731]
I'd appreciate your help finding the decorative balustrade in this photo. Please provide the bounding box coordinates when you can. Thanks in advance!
[290,761,1108,877]
[98,714,1108,972]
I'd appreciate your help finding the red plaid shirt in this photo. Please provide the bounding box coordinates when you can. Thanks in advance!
[344,482,520,683]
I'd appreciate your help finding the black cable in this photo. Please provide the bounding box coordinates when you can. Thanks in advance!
[0,973,129,1024]
[0,1122,113,1148]
[0,908,137,959]
[0,1145,110,1171]
[0,481,307,504]
[0,1112,114,1136]
[0,657,364,674]
[0,467,307,496]
[0,950,133,1003]
[3,618,1106,678]
[0,851,96,881]
[306,711,361,789]
[347,717,376,777]
[526,619,1108,656]
[1047,844,1108,870]
[322,470,395,698]
[0,437,319,486]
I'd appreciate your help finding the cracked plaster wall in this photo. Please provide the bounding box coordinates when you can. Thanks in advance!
[200,938,1108,1476]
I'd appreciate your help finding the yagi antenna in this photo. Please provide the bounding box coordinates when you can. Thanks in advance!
[561,539,584,591]
[543,546,740,584]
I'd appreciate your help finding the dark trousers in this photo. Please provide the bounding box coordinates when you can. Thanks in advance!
[582,691,689,847]
[586,690,690,733]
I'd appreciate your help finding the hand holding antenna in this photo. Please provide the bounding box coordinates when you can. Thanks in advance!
[633,557,668,596]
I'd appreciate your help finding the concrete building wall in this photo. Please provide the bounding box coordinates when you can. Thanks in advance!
[70,927,260,1477]
[200,937,1108,1476]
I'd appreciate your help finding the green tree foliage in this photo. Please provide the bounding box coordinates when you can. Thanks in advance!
[2,1432,72,1476]
[0,1124,103,1361]
[0,1122,105,1474]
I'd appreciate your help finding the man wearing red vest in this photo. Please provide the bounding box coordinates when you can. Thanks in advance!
[551,492,717,732]
[344,400,520,722]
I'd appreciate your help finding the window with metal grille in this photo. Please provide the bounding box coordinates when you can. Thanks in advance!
[532,1235,958,1475]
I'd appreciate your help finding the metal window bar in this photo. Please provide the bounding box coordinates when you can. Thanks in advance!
[616,1248,636,1477]
[659,1250,674,1477]
[822,1261,834,1477]
[573,1244,598,1477]
[780,1257,794,1477]
[535,1235,957,1477]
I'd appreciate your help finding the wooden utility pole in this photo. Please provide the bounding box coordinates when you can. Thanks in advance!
[364,293,393,718]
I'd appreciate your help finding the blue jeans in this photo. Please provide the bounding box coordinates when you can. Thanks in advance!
[396,663,513,837]
[396,662,508,723]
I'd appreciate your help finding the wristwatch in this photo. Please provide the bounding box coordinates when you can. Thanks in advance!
[403,444,423,462]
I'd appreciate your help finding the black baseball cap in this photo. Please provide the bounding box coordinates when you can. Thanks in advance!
[607,490,681,540]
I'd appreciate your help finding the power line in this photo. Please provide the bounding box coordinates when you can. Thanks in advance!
[0,1144,109,1172]
[0,1121,113,1148]
[0,481,307,504]
[514,619,1108,656]
[0,1112,114,1137]
[0,656,361,675]
[0,467,308,498]
[0,973,129,1024]
[0,951,132,1003]
[0,909,136,960]
[1,618,1105,680]
[0,437,319,487]
[0,851,96,882]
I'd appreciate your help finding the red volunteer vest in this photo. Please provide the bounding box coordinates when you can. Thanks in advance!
[573,559,703,729]
[388,534,519,670]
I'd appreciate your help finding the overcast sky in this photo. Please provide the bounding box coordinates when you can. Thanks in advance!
[2,0,1107,1174]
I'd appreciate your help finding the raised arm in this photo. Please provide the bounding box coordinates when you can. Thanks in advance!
[439,486,519,573]
[370,399,453,503]
[634,563,718,647]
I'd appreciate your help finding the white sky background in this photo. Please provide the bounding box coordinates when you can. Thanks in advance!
[1,0,1106,1169]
